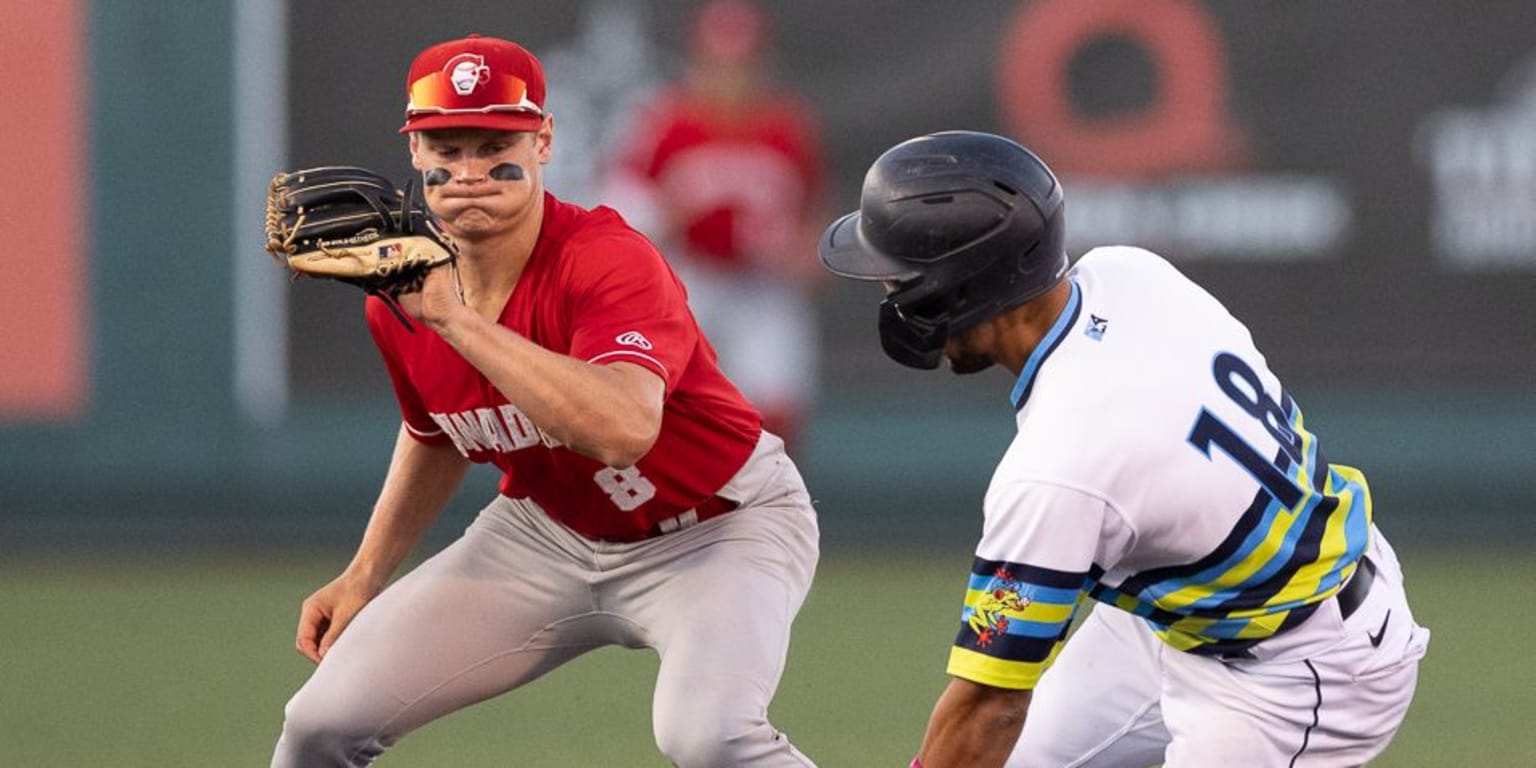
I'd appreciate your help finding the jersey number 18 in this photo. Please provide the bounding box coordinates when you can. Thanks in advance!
[1187,352,1307,509]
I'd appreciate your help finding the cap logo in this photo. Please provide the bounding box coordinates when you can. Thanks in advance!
[445,53,491,96]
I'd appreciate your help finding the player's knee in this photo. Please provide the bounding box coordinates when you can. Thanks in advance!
[654,702,775,767]
[273,688,386,766]
[654,723,760,768]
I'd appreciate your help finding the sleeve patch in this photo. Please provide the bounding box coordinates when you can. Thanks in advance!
[949,558,1087,688]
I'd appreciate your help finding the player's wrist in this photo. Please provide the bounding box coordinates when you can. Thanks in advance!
[341,555,396,593]
[422,296,478,339]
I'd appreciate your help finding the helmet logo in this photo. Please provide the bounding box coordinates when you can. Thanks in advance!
[615,331,653,350]
[445,54,491,95]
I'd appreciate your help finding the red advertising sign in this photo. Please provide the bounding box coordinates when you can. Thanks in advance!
[0,2,89,421]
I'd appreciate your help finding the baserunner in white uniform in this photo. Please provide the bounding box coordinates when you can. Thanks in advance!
[819,130,1429,768]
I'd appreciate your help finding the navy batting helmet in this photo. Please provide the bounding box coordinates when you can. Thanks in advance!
[819,131,1068,369]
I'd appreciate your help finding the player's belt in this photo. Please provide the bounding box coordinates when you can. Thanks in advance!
[650,495,738,538]
[1336,555,1377,620]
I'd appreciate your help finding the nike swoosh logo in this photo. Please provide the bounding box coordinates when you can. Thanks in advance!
[1368,609,1392,648]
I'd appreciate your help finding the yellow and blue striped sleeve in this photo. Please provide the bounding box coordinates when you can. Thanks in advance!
[946,557,1089,690]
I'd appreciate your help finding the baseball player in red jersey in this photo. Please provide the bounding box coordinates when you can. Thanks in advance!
[270,34,820,767]
[604,0,826,451]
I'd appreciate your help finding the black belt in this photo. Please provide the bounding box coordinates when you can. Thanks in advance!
[1336,555,1377,620]
[645,495,738,539]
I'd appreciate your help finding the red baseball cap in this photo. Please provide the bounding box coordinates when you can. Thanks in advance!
[399,34,546,134]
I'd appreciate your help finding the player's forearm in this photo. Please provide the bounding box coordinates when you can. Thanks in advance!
[916,678,1031,768]
[429,307,663,467]
[345,426,470,589]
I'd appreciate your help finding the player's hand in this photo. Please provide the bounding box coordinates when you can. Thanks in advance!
[295,572,382,664]
[394,260,466,331]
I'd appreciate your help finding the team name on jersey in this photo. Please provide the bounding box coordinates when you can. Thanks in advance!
[429,404,562,458]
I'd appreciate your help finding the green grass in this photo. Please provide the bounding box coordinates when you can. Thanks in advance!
[0,548,1528,766]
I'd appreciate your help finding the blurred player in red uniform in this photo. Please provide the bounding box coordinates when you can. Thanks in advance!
[270,33,820,768]
[605,0,826,452]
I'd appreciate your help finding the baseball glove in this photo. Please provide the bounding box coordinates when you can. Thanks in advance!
[265,165,456,330]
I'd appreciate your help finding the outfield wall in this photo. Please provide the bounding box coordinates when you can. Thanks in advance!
[1,0,1532,550]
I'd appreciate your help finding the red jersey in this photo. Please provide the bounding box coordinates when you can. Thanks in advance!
[367,193,762,541]
[619,88,822,268]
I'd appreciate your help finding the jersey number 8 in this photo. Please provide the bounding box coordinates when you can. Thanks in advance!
[594,466,658,511]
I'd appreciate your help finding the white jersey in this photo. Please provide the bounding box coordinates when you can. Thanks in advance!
[948,246,1373,690]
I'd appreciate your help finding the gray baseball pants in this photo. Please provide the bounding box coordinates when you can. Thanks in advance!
[272,433,820,767]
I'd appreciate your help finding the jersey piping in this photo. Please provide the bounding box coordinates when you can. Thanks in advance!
[1010,280,1082,411]
[587,349,671,377]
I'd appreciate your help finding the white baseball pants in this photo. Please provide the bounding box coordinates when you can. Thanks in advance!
[1008,526,1430,767]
